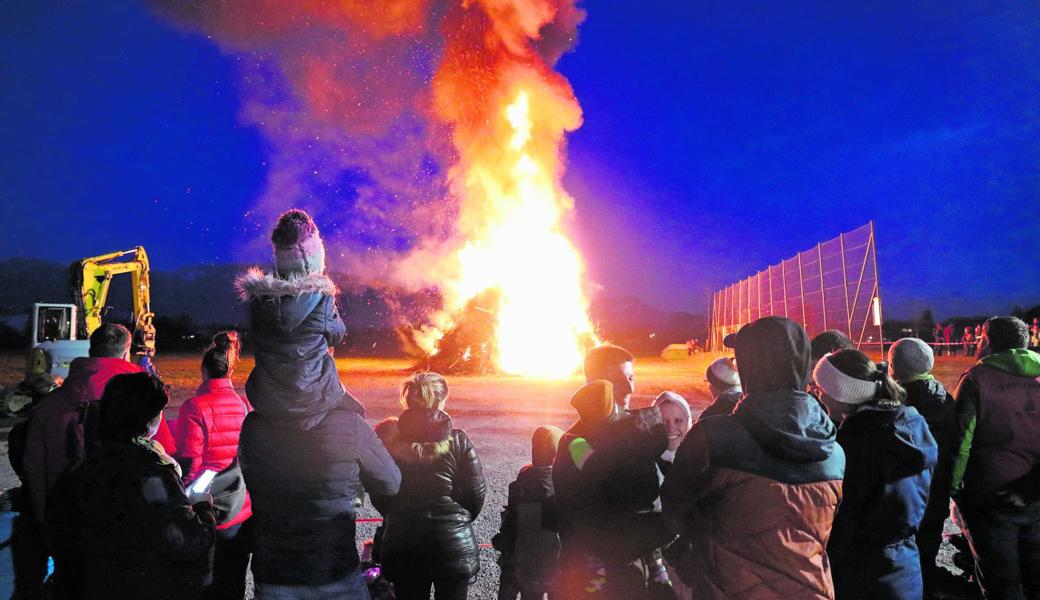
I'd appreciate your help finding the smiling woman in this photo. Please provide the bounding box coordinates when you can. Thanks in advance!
[654,391,693,459]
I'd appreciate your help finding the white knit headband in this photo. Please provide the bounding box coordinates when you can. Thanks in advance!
[813,354,879,405]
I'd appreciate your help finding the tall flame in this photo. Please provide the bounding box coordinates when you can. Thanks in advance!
[449,90,595,376]
[423,2,597,377]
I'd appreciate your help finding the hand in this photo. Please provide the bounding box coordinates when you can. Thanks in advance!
[188,492,213,506]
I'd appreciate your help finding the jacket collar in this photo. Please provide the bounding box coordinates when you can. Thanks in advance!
[234,267,338,301]
[196,377,235,395]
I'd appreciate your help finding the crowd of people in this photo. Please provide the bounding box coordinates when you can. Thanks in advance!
[6,209,1040,600]
[931,319,1040,357]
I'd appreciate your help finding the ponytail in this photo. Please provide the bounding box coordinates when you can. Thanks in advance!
[202,330,240,379]
[874,368,906,404]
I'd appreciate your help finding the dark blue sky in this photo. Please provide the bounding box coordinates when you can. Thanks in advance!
[1,1,1037,319]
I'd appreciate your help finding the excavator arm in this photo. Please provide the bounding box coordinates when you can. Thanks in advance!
[74,246,155,359]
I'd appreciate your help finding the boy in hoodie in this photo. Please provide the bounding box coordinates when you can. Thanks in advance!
[952,316,1040,599]
[494,425,564,600]
[696,358,741,421]
[661,316,845,599]
[887,337,956,592]
[815,349,937,600]
[553,378,671,599]
[237,210,401,598]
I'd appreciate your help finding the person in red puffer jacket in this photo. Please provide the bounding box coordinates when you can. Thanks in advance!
[174,331,253,600]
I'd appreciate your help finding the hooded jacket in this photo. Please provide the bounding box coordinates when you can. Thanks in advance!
[235,268,360,419]
[239,359,400,584]
[952,348,1040,506]
[661,317,845,599]
[829,403,937,600]
[553,403,671,563]
[172,378,252,529]
[22,357,174,522]
[377,409,486,580]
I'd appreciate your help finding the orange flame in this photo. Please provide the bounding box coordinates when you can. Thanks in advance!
[420,1,597,377]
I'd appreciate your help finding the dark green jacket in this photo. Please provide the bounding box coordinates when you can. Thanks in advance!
[951,349,1040,504]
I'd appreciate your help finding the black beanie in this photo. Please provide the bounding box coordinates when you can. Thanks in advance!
[100,373,169,441]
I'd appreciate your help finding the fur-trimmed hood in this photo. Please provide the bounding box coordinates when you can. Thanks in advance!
[234,267,338,302]
[376,409,453,463]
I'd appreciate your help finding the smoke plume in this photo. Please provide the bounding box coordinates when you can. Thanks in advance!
[153,0,584,282]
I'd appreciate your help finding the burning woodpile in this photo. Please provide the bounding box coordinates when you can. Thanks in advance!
[414,290,502,375]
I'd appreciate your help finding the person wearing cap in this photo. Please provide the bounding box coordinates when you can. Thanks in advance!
[661,316,845,599]
[696,357,742,421]
[815,349,937,600]
[887,338,956,593]
[493,425,564,600]
[552,374,671,599]
[951,316,1040,599]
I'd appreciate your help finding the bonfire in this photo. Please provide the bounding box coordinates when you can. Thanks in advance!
[410,2,599,378]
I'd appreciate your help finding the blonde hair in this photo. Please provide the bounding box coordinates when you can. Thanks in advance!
[400,372,449,411]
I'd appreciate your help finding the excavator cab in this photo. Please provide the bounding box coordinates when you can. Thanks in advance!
[32,303,75,344]
[29,303,88,379]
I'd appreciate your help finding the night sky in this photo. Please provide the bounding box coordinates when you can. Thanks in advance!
[1,1,1037,319]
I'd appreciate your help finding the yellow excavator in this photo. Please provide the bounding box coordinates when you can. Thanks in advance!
[27,246,156,381]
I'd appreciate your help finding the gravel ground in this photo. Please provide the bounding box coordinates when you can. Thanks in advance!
[0,352,978,599]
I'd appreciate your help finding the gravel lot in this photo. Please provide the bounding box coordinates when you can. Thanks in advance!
[0,352,976,598]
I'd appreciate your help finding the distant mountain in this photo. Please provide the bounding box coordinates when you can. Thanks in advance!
[0,258,71,316]
[590,295,707,355]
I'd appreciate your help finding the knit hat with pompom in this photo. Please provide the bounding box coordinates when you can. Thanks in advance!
[271,209,326,277]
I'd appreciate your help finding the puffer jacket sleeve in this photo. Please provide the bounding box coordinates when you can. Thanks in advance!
[356,416,401,512]
[661,425,712,536]
[451,430,486,519]
[323,294,347,348]
[173,400,205,482]
[138,471,216,562]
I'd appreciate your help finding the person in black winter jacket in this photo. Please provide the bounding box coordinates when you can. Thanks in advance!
[888,337,957,593]
[378,372,486,600]
[815,349,938,600]
[50,373,216,600]
[237,209,402,599]
[493,425,564,600]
